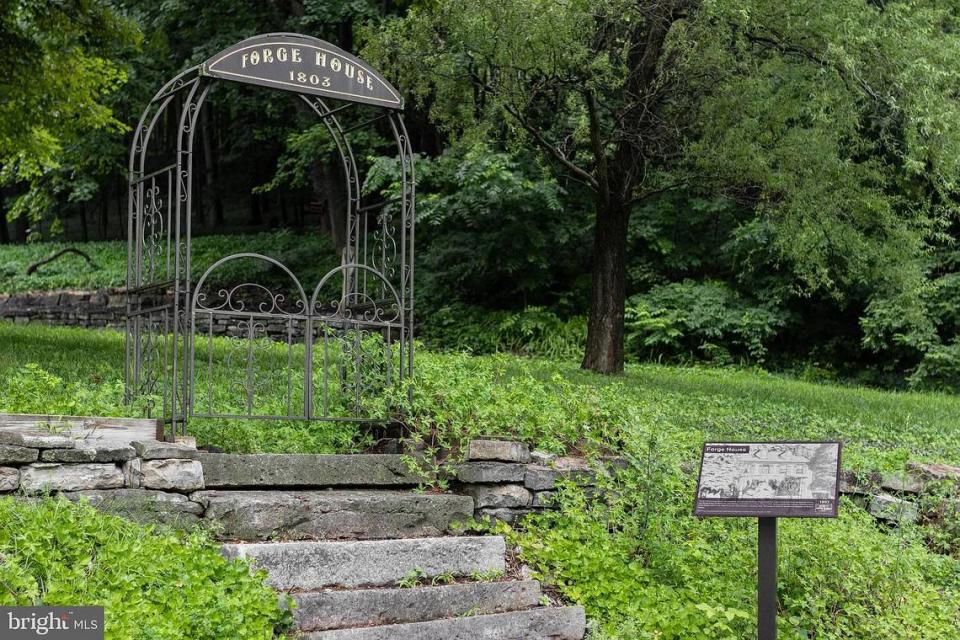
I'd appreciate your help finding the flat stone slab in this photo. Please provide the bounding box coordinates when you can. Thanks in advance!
[61,489,203,527]
[466,440,531,464]
[463,484,532,509]
[141,459,204,491]
[92,445,136,463]
[196,453,419,488]
[41,447,97,462]
[20,463,124,493]
[456,462,526,484]
[0,444,38,464]
[195,490,473,540]
[222,536,506,589]
[0,414,160,447]
[300,606,586,640]
[292,580,542,632]
[880,472,924,494]
[524,459,595,491]
[907,461,960,482]
[0,467,19,491]
[869,493,919,524]
[133,440,196,460]
[0,430,75,449]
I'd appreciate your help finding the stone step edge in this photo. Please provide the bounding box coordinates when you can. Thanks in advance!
[195,489,475,542]
[289,579,543,632]
[222,536,507,589]
[297,605,587,640]
[194,452,419,488]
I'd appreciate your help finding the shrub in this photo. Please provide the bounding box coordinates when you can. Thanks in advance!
[908,340,960,392]
[421,304,585,360]
[625,280,787,364]
[0,497,290,639]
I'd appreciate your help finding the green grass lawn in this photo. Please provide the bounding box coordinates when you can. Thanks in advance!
[1,321,958,469]
[0,321,958,639]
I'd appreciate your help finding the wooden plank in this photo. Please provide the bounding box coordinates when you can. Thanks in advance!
[0,413,161,446]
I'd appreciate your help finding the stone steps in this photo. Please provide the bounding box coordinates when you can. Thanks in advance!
[206,441,590,639]
[194,489,473,540]
[222,536,506,590]
[291,580,543,632]
[225,536,585,639]
[298,606,587,640]
[194,453,418,488]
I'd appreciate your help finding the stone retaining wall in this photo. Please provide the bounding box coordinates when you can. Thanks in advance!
[839,463,960,525]
[5,427,954,535]
[0,288,312,340]
[0,432,206,526]
[451,439,625,524]
[0,289,127,329]
[457,439,960,530]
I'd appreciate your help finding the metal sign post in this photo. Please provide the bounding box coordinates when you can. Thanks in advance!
[693,441,843,640]
[757,517,777,640]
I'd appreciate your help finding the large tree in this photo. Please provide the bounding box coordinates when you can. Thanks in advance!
[366,0,960,373]
[367,0,698,373]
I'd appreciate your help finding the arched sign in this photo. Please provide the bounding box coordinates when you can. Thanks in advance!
[202,33,403,109]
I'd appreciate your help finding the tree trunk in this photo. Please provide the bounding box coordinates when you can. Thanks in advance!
[79,202,89,242]
[581,196,629,374]
[14,212,28,242]
[309,154,348,252]
[99,186,109,240]
[201,106,225,230]
[0,185,11,244]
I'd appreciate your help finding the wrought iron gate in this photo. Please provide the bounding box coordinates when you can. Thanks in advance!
[125,34,414,439]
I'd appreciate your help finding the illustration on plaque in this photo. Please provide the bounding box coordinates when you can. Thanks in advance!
[694,442,842,518]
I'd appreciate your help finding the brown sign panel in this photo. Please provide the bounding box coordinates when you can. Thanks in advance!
[694,441,842,518]
[202,33,403,109]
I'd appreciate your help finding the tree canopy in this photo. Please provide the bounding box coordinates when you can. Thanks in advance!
[5,0,960,386]
[363,0,960,373]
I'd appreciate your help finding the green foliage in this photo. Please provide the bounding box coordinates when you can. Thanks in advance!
[362,0,960,384]
[0,0,141,225]
[0,496,290,639]
[366,142,590,315]
[3,323,960,636]
[422,304,585,360]
[0,323,368,454]
[515,478,959,639]
[396,567,428,588]
[0,362,141,417]
[625,281,788,365]
[6,322,960,470]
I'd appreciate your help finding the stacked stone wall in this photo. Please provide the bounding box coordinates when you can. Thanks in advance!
[0,289,126,329]
[0,431,205,526]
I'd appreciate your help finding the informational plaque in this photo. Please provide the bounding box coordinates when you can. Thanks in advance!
[694,441,842,518]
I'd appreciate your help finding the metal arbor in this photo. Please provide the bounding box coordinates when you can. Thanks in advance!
[125,33,414,439]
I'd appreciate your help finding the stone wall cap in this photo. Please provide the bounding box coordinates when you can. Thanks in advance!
[133,440,197,459]
[907,461,960,482]
[0,431,76,449]
[466,440,531,464]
